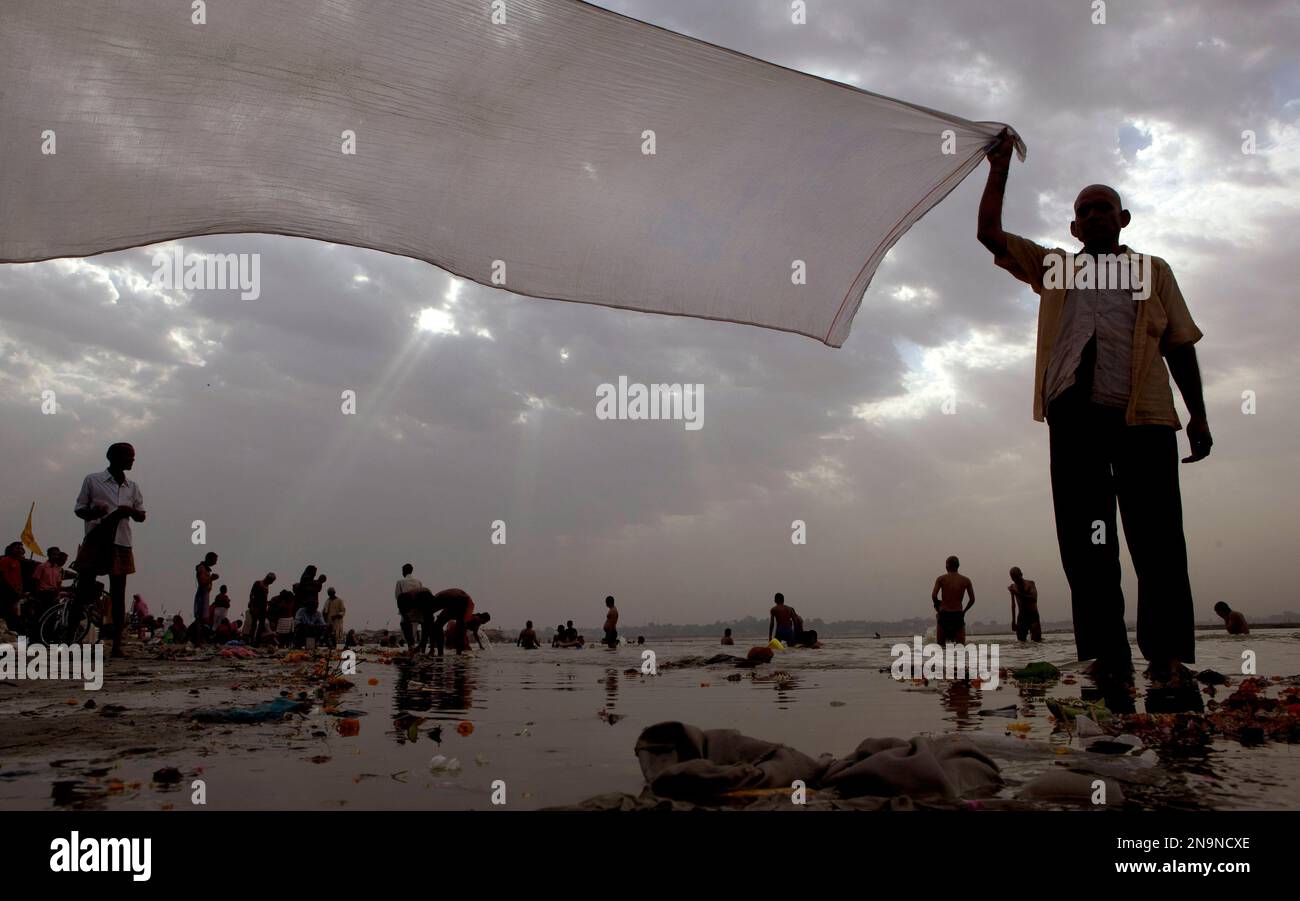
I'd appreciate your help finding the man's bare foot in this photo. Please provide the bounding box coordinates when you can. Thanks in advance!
[1144,660,1194,689]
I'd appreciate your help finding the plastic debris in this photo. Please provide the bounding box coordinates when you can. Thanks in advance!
[978,705,1020,718]
[1046,697,1112,726]
[428,755,461,774]
[1076,715,1106,739]
[193,697,309,724]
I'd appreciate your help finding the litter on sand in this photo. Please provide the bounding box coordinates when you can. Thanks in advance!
[192,697,309,724]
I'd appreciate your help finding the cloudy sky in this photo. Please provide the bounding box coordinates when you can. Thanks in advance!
[2,0,1297,631]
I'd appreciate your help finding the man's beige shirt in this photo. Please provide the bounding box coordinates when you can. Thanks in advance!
[995,234,1203,429]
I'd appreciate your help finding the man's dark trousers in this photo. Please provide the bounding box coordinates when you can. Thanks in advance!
[1047,383,1196,666]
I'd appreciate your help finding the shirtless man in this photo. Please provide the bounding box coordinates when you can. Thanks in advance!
[1009,566,1042,642]
[516,620,540,649]
[768,593,797,643]
[1213,602,1249,635]
[931,556,975,645]
[602,595,619,647]
[426,588,489,655]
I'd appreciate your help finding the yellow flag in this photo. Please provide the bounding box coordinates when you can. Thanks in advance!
[21,501,43,557]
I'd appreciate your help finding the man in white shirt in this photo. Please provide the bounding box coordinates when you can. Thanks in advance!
[322,587,346,646]
[394,563,424,650]
[74,443,146,658]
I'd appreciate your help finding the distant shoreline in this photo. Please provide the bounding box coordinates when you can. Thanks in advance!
[474,624,1297,642]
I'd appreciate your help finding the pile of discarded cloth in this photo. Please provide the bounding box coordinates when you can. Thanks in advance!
[554,721,1002,811]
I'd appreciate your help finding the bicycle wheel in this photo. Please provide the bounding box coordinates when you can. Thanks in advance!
[37,601,91,645]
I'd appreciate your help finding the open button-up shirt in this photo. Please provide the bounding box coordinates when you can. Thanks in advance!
[76,469,145,547]
[995,235,1203,429]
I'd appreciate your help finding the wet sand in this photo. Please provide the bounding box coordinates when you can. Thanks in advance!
[1,629,1297,810]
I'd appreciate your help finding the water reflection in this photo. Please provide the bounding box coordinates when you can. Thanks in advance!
[391,657,480,739]
[603,668,619,709]
[937,679,983,728]
[749,670,801,709]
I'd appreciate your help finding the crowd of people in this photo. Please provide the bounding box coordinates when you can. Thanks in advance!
[0,441,1254,673]
[510,597,649,650]
[927,555,1250,650]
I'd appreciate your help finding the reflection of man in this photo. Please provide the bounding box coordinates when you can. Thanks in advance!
[1009,567,1041,642]
[978,130,1210,685]
[75,443,146,658]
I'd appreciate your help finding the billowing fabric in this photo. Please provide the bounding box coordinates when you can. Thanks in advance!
[0,0,1022,346]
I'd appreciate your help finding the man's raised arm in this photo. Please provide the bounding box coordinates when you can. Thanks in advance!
[977,129,1016,257]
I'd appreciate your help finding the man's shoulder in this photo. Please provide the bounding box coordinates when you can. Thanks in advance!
[1124,248,1175,278]
[1004,233,1069,260]
[1125,246,1169,265]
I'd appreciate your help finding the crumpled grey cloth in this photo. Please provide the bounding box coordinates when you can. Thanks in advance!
[821,735,1002,800]
[630,721,1001,804]
[636,721,829,800]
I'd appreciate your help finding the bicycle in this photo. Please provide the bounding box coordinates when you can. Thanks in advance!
[35,574,109,645]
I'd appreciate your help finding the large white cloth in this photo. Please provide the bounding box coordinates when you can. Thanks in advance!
[0,0,1023,347]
